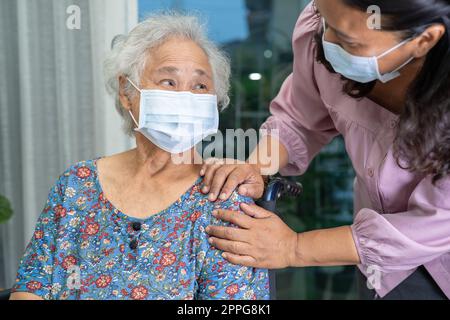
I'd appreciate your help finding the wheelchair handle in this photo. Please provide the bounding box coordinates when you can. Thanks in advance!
[257,177,303,213]
[255,177,302,300]
[262,177,303,202]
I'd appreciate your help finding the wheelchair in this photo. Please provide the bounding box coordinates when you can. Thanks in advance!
[0,177,302,300]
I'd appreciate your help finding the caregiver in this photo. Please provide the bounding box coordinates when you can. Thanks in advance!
[201,0,450,300]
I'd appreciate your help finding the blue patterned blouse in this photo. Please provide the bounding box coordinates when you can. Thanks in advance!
[12,158,269,300]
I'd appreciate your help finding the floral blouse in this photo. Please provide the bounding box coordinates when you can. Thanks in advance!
[12,158,269,300]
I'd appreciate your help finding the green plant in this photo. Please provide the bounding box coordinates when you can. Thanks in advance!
[0,194,13,224]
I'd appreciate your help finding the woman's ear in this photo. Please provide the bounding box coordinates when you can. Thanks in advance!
[118,75,133,111]
[412,24,446,58]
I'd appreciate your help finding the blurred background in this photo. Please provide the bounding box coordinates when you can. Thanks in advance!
[0,0,356,299]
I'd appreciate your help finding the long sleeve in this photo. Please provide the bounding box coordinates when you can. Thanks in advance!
[260,3,340,176]
[12,172,68,299]
[195,192,270,300]
[351,175,450,273]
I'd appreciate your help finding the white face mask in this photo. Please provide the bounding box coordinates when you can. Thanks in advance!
[322,19,414,83]
[127,78,219,154]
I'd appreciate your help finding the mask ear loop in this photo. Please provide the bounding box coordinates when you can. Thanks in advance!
[376,38,415,82]
[321,18,327,41]
[377,37,414,60]
[126,77,141,93]
[126,77,141,130]
[128,110,140,130]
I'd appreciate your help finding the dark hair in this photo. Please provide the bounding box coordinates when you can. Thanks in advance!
[314,0,450,185]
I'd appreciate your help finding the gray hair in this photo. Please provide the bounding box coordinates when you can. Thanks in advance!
[104,12,231,135]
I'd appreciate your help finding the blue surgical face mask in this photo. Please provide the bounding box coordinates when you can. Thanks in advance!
[322,19,414,83]
[127,78,219,154]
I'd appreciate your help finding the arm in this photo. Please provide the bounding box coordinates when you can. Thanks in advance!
[293,226,360,267]
[196,242,270,300]
[202,4,339,199]
[206,168,450,271]
[270,177,450,273]
[10,292,43,300]
[10,173,66,300]
[259,3,340,177]
[207,203,359,269]
[351,176,450,273]
[196,193,270,300]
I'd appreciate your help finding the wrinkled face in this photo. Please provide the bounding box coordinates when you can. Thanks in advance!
[140,37,215,94]
[120,37,215,114]
[315,0,424,75]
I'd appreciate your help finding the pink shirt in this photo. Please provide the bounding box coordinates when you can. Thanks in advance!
[261,2,450,298]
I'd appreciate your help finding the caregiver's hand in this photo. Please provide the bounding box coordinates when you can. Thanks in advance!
[206,202,298,269]
[200,158,265,201]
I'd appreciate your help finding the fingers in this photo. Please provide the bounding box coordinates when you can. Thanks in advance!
[207,237,252,256]
[221,253,258,267]
[208,166,236,201]
[237,183,265,199]
[205,225,249,243]
[201,161,224,196]
[240,203,273,219]
[212,209,254,229]
[219,167,262,201]
[200,160,265,202]
[200,157,220,177]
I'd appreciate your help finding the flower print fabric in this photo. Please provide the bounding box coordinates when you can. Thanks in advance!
[12,158,270,300]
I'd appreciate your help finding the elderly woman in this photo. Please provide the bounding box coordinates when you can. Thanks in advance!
[10,13,269,300]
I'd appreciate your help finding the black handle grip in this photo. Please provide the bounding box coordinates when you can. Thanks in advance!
[256,178,303,217]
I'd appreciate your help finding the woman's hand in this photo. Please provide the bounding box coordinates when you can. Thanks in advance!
[206,202,299,269]
[206,202,361,269]
[200,158,265,201]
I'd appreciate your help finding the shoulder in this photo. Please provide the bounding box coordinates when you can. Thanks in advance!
[44,159,100,213]
[293,1,321,42]
[62,158,98,180]
[292,2,321,53]
[215,191,254,211]
[291,3,325,82]
[190,177,254,210]
[212,191,255,228]
[188,179,254,228]
[290,3,336,93]
[55,158,99,190]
